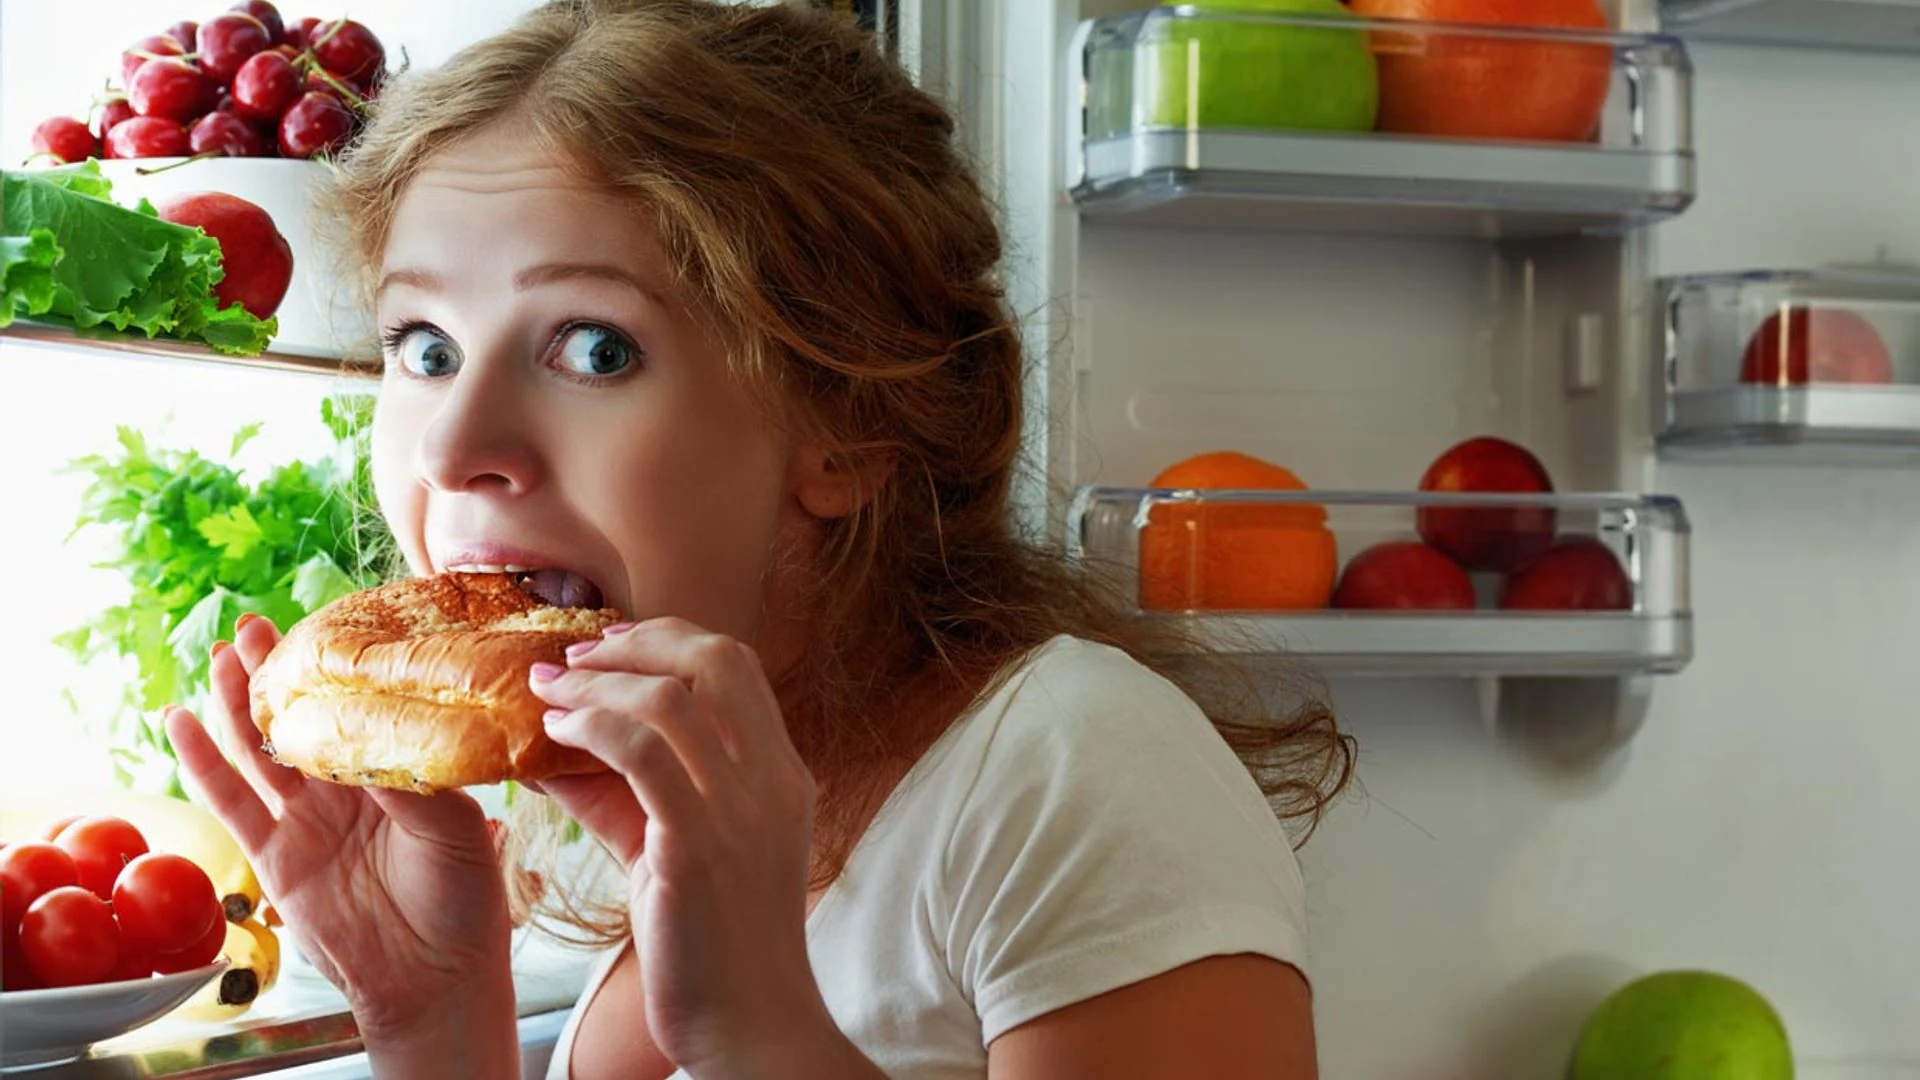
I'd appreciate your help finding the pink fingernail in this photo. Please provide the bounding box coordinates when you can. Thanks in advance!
[529,662,565,681]
[543,708,569,726]
[602,622,636,636]
[565,639,598,659]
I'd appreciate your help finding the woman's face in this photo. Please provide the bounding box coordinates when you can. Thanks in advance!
[371,123,843,674]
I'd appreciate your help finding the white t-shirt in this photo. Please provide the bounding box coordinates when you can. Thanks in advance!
[544,635,1311,1079]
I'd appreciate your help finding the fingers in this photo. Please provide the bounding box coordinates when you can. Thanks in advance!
[231,612,280,670]
[542,706,705,856]
[533,667,733,795]
[208,639,306,805]
[539,771,649,868]
[564,619,792,768]
[165,707,276,853]
[365,786,494,860]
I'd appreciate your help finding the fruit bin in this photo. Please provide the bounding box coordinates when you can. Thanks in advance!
[1657,267,1920,462]
[1066,486,1691,677]
[1068,6,1695,239]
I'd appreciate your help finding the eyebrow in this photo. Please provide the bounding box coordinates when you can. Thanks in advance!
[374,263,656,301]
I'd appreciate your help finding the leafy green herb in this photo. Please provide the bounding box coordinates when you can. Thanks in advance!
[59,394,397,795]
[2,161,276,355]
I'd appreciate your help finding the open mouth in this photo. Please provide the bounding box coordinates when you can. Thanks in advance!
[443,563,606,610]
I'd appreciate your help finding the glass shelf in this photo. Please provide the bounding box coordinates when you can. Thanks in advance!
[0,319,377,379]
[1069,7,1696,240]
[1658,267,1920,462]
[1661,0,1920,55]
[1067,487,1692,677]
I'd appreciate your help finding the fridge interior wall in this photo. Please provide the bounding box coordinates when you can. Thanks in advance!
[1001,2,1920,1077]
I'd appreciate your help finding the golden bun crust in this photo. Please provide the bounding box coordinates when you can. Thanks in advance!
[250,572,627,793]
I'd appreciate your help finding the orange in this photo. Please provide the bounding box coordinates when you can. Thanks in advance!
[1348,0,1612,144]
[1138,451,1338,612]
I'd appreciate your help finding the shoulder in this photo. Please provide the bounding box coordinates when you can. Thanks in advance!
[919,637,1312,1042]
[955,636,1274,822]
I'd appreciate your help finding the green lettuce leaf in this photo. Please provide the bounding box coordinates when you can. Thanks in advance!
[1,162,277,355]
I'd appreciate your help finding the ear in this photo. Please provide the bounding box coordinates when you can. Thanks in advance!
[791,444,892,520]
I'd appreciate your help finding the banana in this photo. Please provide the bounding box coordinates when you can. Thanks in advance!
[171,918,282,1023]
[0,787,264,922]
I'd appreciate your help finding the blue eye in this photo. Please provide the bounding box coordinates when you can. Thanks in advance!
[554,323,638,378]
[384,325,461,378]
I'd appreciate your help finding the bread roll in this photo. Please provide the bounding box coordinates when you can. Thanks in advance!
[250,572,626,793]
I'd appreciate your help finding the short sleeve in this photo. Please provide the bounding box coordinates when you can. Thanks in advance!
[934,639,1311,1045]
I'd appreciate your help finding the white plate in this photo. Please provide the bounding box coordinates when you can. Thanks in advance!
[0,958,229,1070]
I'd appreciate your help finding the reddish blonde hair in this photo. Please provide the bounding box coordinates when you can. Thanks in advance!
[325,0,1354,942]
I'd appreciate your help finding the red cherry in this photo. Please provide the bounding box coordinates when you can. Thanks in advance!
[105,116,191,159]
[232,50,302,123]
[95,99,136,143]
[190,111,268,157]
[199,12,272,86]
[279,90,355,159]
[231,1,286,45]
[285,16,321,51]
[129,57,213,123]
[30,116,99,164]
[121,34,185,89]
[164,20,199,53]
[311,19,385,84]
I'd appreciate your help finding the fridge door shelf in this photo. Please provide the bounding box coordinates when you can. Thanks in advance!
[1661,0,1920,55]
[1069,9,1696,240]
[1657,267,1920,461]
[1132,611,1691,677]
[1068,486,1693,678]
[0,319,376,379]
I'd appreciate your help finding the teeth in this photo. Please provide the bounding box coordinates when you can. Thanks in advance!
[444,563,535,574]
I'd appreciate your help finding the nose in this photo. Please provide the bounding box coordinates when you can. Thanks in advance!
[413,361,544,497]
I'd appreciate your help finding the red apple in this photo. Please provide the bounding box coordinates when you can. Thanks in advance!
[153,192,293,320]
[1739,306,1894,386]
[1415,436,1557,574]
[1499,538,1632,611]
[1332,540,1476,610]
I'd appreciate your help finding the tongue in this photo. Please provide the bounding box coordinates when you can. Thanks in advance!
[519,568,604,609]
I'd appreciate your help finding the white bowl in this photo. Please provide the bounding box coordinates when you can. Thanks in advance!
[90,157,374,361]
[0,959,229,1069]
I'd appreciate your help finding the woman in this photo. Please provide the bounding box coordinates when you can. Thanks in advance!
[165,1,1355,1076]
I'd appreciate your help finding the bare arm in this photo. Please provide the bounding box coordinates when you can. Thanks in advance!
[987,955,1317,1080]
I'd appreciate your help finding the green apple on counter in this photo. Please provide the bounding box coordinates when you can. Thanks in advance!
[1571,970,1794,1080]
[1136,0,1379,133]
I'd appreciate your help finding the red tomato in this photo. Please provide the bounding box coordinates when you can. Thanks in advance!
[1,842,80,929]
[20,886,121,988]
[107,937,155,983]
[39,815,83,842]
[54,816,150,903]
[3,928,42,991]
[152,909,225,974]
[112,853,218,957]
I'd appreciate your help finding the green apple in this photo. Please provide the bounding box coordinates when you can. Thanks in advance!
[1571,971,1794,1080]
[1136,0,1378,133]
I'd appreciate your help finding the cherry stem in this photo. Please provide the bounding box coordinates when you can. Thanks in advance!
[310,19,346,52]
[298,60,367,110]
[133,151,221,176]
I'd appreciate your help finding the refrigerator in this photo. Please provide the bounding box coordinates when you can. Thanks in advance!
[5,0,1920,1076]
